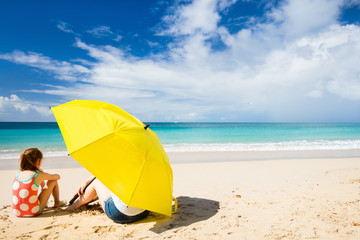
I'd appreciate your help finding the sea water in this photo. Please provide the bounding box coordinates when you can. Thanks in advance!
[0,122,360,159]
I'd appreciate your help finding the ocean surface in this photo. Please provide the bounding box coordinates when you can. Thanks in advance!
[0,122,360,160]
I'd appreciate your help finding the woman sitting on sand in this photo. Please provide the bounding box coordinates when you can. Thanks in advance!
[66,176,149,224]
[12,148,66,217]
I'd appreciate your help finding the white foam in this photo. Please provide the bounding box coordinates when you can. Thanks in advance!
[0,150,68,160]
[1,140,359,159]
[163,140,360,152]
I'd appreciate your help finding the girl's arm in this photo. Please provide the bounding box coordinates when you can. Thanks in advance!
[35,172,60,187]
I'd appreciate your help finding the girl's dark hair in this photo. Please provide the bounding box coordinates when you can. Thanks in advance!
[20,148,43,172]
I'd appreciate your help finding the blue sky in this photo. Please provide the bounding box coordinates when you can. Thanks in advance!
[0,0,360,122]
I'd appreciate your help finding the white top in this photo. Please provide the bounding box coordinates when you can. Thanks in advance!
[111,193,146,216]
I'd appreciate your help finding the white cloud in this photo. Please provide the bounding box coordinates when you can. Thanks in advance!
[217,0,237,11]
[113,35,123,42]
[87,26,114,37]
[327,79,360,100]
[57,21,75,34]
[0,50,91,81]
[160,0,221,35]
[343,0,360,7]
[274,0,342,39]
[1,0,360,122]
[0,95,52,121]
[307,90,323,98]
[86,26,123,42]
[147,40,160,47]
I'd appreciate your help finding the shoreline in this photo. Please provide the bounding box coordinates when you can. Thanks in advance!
[1,149,359,170]
[1,156,360,239]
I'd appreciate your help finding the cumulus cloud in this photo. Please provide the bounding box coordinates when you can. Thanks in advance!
[269,0,342,39]
[1,0,360,122]
[343,0,360,7]
[160,0,221,35]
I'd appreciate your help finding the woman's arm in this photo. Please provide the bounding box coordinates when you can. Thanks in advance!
[78,176,95,195]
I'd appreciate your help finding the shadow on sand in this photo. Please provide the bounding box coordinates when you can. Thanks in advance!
[35,202,103,218]
[147,196,219,234]
[34,196,219,233]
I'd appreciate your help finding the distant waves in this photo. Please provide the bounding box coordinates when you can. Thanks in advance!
[1,139,360,160]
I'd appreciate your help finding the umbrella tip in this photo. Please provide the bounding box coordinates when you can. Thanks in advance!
[144,124,150,130]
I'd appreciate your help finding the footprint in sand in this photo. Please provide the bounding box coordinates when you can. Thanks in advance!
[93,225,116,235]
[348,179,360,184]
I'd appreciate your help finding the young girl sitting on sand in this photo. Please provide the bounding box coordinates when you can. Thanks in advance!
[12,148,65,217]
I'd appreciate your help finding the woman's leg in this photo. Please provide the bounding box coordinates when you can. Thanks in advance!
[66,182,98,210]
[93,179,112,211]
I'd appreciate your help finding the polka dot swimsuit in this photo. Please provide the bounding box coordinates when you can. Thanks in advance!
[12,171,41,217]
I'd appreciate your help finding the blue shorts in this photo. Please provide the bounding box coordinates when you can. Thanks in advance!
[104,197,149,224]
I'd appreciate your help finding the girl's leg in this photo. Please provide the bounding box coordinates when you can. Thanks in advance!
[38,180,64,212]
[51,180,65,207]
[66,182,98,211]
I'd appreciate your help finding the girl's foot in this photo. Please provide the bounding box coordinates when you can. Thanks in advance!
[53,200,67,208]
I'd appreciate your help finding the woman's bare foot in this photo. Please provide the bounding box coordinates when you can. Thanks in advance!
[65,199,82,211]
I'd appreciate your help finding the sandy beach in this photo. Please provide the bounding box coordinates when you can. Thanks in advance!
[1,152,360,239]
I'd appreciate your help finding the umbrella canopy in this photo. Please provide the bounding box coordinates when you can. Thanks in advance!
[52,100,176,217]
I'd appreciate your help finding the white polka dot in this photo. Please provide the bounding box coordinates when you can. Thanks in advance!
[28,195,37,204]
[20,203,29,211]
[31,184,38,191]
[13,181,20,190]
[31,205,39,214]
[13,209,21,217]
[19,189,29,199]
[12,196,18,205]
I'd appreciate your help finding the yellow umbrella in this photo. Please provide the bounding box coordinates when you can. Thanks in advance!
[52,100,177,217]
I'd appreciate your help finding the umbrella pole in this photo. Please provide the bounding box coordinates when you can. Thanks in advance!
[68,177,97,206]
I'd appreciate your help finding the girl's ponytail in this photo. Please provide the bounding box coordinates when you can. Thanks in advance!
[20,148,43,172]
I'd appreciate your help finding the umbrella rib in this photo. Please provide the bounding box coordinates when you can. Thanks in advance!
[128,160,146,207]
[127,131,150,207]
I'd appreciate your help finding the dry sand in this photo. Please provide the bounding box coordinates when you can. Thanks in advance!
[1,152,360,239]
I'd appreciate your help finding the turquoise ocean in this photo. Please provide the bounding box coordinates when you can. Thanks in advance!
[0,122,360,160]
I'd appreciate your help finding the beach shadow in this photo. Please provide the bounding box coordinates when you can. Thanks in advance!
[36,202,103,218]
[148,196,219,234]
[34,197,219,232]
